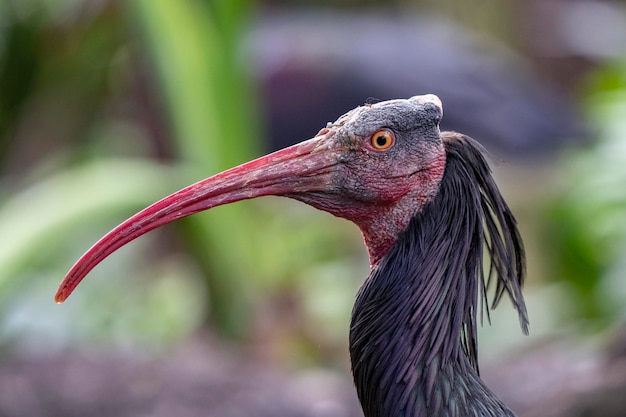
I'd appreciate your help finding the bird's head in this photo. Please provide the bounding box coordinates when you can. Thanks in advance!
[55,95,448,303]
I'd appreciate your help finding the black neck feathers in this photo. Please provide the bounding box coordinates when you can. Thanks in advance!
[349,132,528,417]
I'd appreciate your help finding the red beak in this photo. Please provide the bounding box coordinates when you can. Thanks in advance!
[55,135,338,303]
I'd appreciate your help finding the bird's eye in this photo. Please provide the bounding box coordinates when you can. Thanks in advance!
[369,129,395,151]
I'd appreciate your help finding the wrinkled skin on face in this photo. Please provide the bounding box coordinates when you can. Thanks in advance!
[291,95,447,264]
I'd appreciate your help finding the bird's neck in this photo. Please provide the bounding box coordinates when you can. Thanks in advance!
[356,155,447,268]
[349,152,516,417]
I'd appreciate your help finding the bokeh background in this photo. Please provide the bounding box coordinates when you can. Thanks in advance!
[1,0,626,416]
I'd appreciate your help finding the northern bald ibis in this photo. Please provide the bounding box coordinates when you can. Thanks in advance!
[56,95,528,417]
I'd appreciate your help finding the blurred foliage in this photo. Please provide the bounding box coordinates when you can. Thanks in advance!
[1,0,625,369]
[0,0,361,356]
[128,0,364,343]
[129,0,264,337]
[543,59,626,330]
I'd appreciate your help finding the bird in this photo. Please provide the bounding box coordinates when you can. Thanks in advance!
[55,95,529,417]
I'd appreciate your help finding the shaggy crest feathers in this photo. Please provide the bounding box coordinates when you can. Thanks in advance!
[349,132,528,417]
[441,132,529,365]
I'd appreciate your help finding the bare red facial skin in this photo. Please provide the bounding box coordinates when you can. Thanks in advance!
[290,146,447,267]
[357,151,447,266]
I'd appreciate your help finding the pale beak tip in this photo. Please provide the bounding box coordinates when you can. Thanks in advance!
[54,289,67,304]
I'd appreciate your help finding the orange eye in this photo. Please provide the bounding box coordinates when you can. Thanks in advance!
[370,129,395,151]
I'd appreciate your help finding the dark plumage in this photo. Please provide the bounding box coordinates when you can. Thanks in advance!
[55,95,529,416]
[350,134,528,417]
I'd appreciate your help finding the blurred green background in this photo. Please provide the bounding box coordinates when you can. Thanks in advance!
[1,0,626,415]
[0,0,368,360]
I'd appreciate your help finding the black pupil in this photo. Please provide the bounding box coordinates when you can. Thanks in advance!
[375,134,388,147]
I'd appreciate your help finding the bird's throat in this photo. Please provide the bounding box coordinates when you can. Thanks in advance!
[357,162,446,267]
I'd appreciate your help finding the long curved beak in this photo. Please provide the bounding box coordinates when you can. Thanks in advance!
[55,135,337,303]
